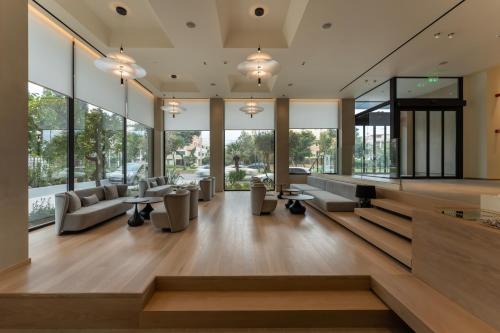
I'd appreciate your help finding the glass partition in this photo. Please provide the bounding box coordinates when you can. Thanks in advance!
[396,77,459,99]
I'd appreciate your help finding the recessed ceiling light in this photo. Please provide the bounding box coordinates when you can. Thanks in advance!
[210,83,216,86]
[170,74,177,79]
[282,94,286,97]
[223,60,228,65]
[447,32,455,39]
[216,94,219,97]
[203,61,207,65]
[288,83,293,86]
[254,7,265,17]
[439,60,449,66]
[115,6,127,16]
[301,61,306,66]
[434,32,441,39]
[186,21,196,28]
[322,22,332,30]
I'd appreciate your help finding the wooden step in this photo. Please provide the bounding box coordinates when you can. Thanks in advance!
[140,276,408,329]
[355,208,413,239]
[329,212,412,267]
[371,199,414,218]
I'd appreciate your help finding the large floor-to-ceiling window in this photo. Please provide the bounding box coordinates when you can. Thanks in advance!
[27,83,69,228]
[289,100,339,174]
[27,5,155,229]
[164,99,210,184]
[224,100,275,190]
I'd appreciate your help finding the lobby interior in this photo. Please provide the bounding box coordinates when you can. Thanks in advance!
[1,0,500,332]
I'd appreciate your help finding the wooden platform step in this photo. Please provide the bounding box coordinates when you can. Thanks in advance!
[329,212,412,267]
[371,199,414,218]
[140,276,409,329]
[355,208,413,239]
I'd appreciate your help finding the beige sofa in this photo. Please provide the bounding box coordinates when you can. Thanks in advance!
[291,176,358,212]
[250,181,277,215]
[55,185,131,235]
[139,177,173,197]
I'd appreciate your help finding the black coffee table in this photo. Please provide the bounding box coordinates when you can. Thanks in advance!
[139,197,163,220]
[124,198,148,227]
[281,194,314,214]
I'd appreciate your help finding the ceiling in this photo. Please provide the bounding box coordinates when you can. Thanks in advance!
[36,0,500,99]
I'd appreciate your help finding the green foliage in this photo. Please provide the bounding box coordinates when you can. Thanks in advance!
[165,130,202,168]
[29,197,55,223]
[254,132,275,172]
[227,170,246,185]
[165,167,183,185]
[289,130,316,166]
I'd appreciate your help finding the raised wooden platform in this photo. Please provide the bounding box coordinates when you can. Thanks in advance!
[355,208,412,239]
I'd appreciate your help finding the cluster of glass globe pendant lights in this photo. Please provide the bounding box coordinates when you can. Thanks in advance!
[95,42,280,119]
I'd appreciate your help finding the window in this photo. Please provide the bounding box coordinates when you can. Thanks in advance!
[164,99,210,185]
[74,100,124,189]
[165,131,210,184]
[28,82,68,228]
[224,130,275,190]
[224,100,275,190]
[289,129,338,174]
[289,100,339,175]
[126,120,153,194]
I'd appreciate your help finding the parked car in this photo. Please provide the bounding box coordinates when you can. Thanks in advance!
[53,167,86,182]
[289,167,311,175]
[108,162,147,184]
[195,165,210,177]
[247,162,266,170]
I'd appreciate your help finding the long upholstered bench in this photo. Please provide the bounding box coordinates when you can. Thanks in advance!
[291,176,358,212]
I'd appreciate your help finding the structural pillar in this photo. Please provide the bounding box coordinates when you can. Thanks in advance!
[0,0,29,272]
[153,97,164,176]
[210,98,224,192]
[275,98,290,188]
[339,98,355,175]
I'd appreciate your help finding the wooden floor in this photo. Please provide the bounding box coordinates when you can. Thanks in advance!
[0,192,497,332]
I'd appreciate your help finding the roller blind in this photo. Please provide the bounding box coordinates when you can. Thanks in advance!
[74,44,125,116]
[289,100,339,129]
[225,100,275,130]
[28,8,73,97]
[164,99,210,130]
[128,81,154,128]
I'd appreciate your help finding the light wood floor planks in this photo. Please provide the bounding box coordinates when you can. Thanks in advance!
[0,192,497,333]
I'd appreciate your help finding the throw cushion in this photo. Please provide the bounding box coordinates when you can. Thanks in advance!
[104,185,119,200]
[149,180,158,188]
[157,177,166,185]
[81,194,99,207]
[66,191,81,213]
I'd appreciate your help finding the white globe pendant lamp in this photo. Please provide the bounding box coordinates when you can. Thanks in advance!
[237,46,280,87]
[161,97,185,118]
[94,45,146,85]
[239,97,264,118]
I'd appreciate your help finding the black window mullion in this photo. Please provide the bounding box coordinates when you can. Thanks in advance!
[68,41,75,191]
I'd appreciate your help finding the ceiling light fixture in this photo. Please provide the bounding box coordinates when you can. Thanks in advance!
[239,97,264,118]
[439,60,449,66]
[254,7,265,17]
[210,83,216,86]
[434,32,441,39]
[186,21,196,28]
[161,97,185,118]
[237,45,280,87]
[447,32,455,39]
[322,22,332,30]
[115,6,127,16]
[94,45,146,85]
[170,74,177,79]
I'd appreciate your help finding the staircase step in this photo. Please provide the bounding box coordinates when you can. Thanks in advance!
[140,276,407,329]
[329,212,412,267]
[371,199,414,218]
[355,208,412,239]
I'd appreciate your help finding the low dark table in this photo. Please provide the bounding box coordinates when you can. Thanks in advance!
[124,198,148,227]
[281,194,314,214]
[139,197,163,220]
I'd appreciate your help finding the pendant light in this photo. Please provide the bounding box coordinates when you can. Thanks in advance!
[161,97,186,118]
[237,45,280,87]
[239,97,264,118]
[94,45,146,85]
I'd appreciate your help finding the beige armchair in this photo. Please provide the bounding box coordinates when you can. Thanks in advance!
[150,189,190,232]
[185,185,199,220]
[199,178,212,201]
[250,182,277,215]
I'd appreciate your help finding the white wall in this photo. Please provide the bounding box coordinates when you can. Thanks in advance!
[0,0,29,271]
